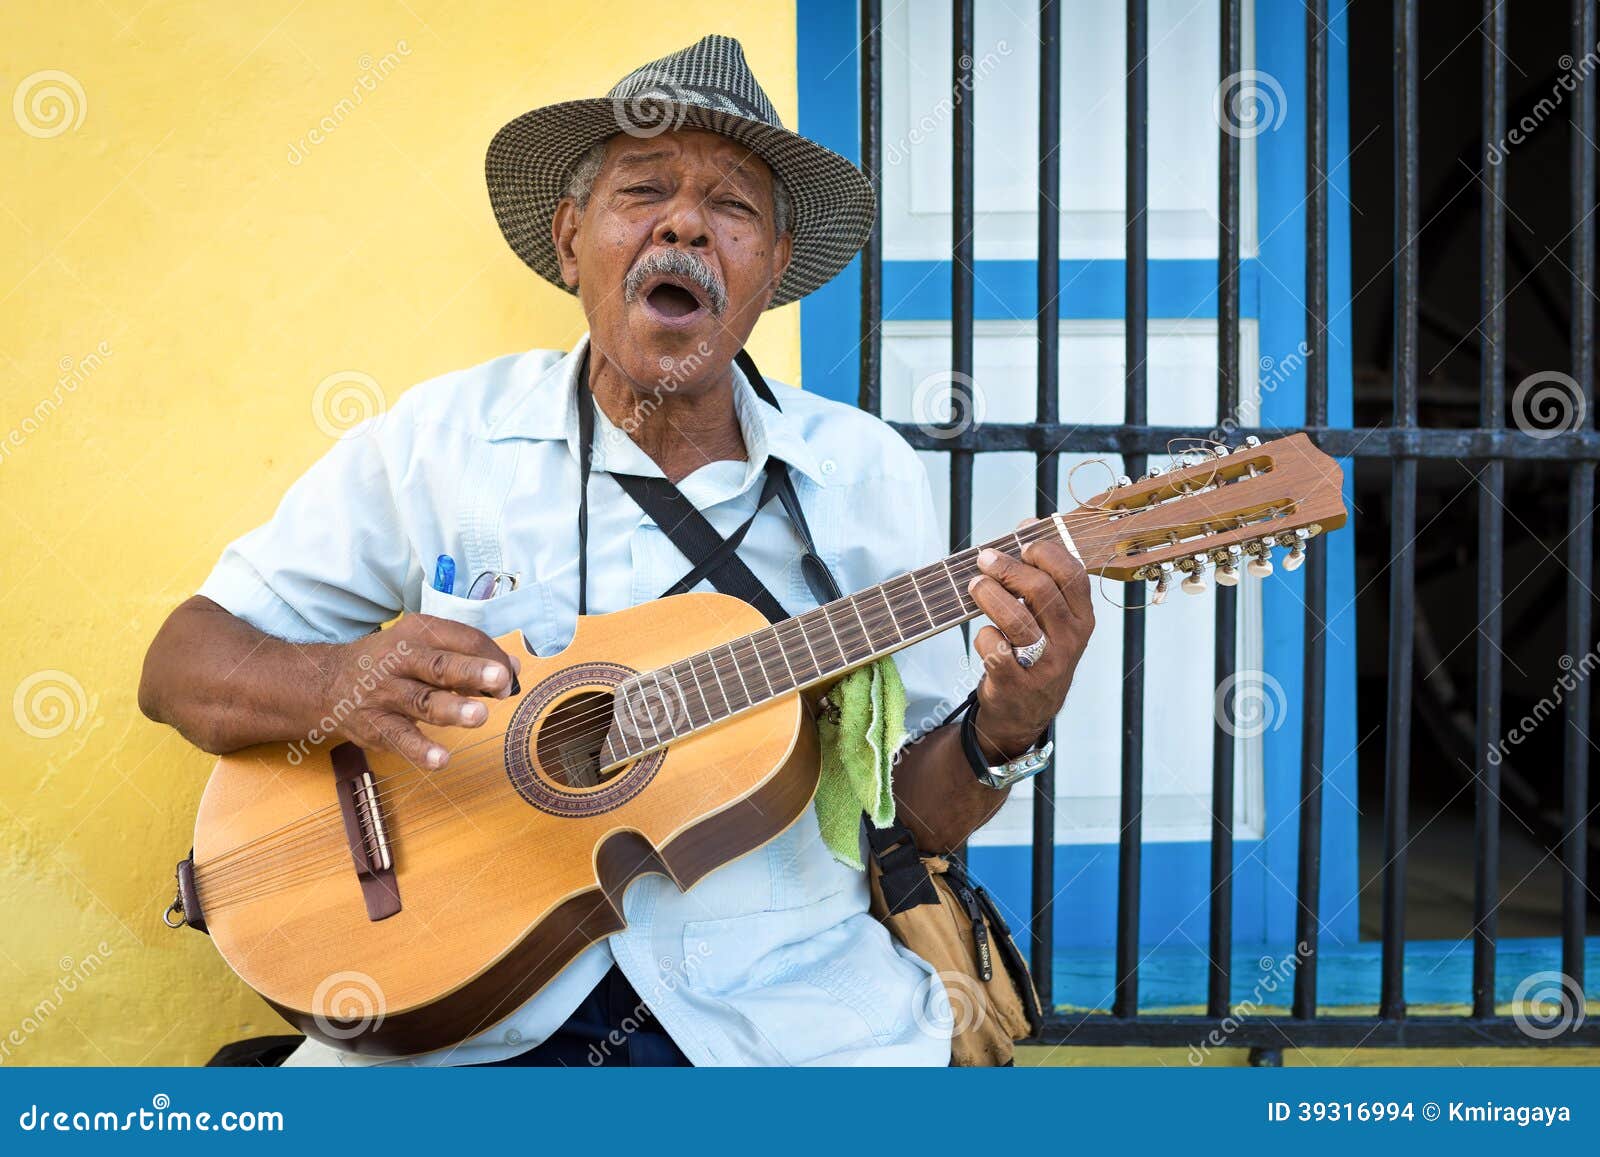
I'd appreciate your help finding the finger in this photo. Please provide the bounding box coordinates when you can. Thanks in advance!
[402,644,515,698]
[405,616,520,688]
[973,625,1026,688]
[1020,539,1094,633]
[367,711,448,769]
[968,572,1044,648]
[385,677,491,728]
[975,547,1073,637]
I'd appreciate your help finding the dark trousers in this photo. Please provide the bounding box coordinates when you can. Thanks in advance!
[471,966,691,1067]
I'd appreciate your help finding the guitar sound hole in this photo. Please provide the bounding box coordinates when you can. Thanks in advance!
[534,691,622,789]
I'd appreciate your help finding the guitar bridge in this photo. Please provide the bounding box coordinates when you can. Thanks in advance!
[331,743,402,921]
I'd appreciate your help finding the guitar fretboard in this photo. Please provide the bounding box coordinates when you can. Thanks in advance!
[601,517,1076,767]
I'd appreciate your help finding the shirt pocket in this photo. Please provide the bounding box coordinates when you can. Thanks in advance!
[416,582,564,656]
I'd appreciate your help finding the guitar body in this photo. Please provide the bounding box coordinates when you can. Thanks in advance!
[192,591,819,1058]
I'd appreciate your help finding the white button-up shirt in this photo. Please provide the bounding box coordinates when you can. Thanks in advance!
[200,335,967,1067]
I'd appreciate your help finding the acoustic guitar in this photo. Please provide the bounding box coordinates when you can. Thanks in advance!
[166,434,1346,1056]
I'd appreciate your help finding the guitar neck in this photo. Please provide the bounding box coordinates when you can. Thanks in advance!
[602,515,1081,767]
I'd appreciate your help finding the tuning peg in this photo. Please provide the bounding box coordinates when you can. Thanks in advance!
[1242,435,1262,449]
[1144,464,1164,480]
[1282,529,1310,572]
[1150,561,1175,605]
[1247,538,1275,578]
[1212,445,1231,459]
[1213,545,1243,586]
[1116,474,1133,488]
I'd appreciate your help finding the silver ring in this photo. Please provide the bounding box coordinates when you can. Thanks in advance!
[1013,635,1048,669]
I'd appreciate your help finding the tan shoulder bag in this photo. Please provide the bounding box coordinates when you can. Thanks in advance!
[867,822,1043,1066]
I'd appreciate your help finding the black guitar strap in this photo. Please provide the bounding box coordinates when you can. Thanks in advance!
[574,347,842,620]
[574,346,930,873]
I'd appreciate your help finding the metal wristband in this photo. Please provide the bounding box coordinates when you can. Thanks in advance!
[960,704,1053,790]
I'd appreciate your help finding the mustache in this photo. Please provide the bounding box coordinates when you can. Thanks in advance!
[623,248,728,316]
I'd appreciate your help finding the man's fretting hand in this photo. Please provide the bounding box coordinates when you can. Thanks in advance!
[318,616,520,770]
[965,533,1096,761]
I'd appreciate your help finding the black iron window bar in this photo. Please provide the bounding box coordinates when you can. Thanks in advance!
[855,0,1598,1054]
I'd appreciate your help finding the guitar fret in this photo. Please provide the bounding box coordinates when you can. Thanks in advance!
[726,643,754,706]
[818,603,849,666]
[619,683,648,752]
[848,596,878,653]
[686,655,714,720]
[666,661,701,735]
[875,585,905,640]
[791,617,824,680]
[905,572,937,632]
[770,624,800,685]
[708,652,734,714]
[940,559,965,604]
[645,673,669,745]
[744,634,776,699]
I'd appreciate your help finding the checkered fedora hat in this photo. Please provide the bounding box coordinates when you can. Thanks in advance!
[485,34,875,309]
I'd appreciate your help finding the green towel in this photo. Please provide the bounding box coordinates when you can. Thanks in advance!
[814,656,908,869]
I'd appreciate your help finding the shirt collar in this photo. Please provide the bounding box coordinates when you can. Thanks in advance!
[486,333,826,488]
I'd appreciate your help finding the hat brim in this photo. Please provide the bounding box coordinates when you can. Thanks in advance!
[485,97,875,309]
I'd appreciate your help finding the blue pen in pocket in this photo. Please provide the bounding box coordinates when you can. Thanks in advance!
[431,553,457,595]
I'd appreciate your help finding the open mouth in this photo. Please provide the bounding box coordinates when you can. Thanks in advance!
[640,276,709,325]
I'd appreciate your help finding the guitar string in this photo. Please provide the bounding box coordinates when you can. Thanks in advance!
[196,501,1249,902]
[189,516,1095,888]
[193,563,1010,904]
[199,712,800,915]
[189,515,1103,893]
[199,468,1296,903]
[193,511,1172,905]
[191,514,1153,902]
[199,450,1259,885]
[201,506,1283,911]
[193,559,1028,908]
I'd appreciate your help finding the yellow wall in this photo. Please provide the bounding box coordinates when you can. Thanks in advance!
[0,1,797,1066]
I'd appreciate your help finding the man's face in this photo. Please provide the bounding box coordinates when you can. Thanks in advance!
[552,130,792,395]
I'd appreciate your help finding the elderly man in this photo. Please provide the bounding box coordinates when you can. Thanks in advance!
[140,35,1092,1067]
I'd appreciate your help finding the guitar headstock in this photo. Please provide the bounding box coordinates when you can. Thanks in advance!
[1068,433,1347,601]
